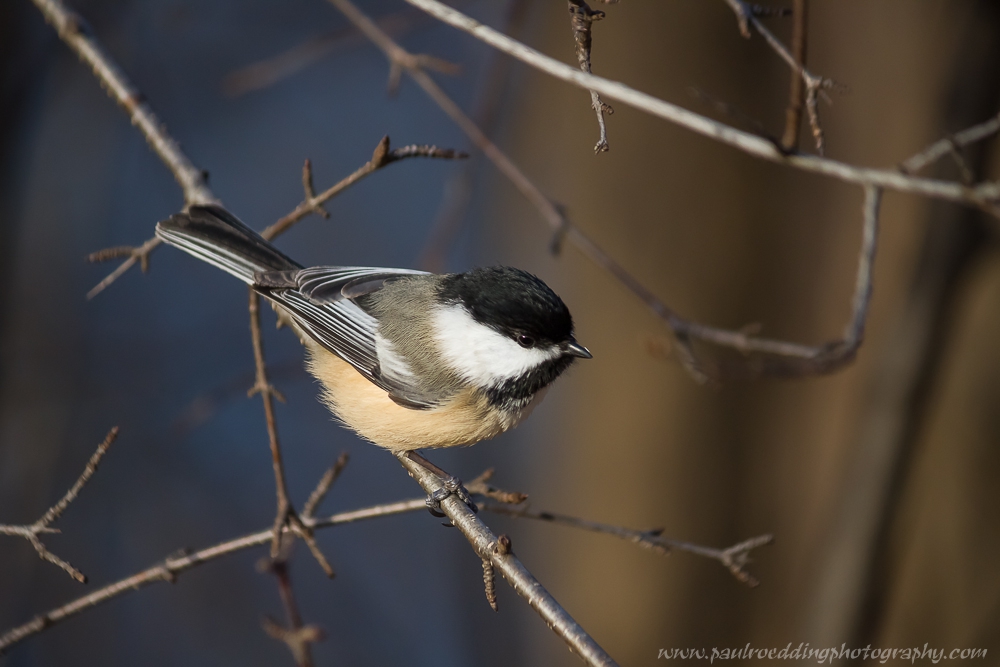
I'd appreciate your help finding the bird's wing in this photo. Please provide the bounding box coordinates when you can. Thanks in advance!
[254,266,439,409]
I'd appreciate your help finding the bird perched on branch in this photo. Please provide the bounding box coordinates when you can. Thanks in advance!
[156,205,591,454]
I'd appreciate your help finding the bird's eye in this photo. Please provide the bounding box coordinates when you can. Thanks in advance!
[517,334,535,348]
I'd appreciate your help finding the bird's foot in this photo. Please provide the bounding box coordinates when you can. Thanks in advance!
[425,475,478,518]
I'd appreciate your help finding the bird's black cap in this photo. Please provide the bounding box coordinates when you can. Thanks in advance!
[438,266,574,345]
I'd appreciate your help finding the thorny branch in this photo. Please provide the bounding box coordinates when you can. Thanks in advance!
[567,0,614,153]
[0,464,768,657]
[0,427,119,583]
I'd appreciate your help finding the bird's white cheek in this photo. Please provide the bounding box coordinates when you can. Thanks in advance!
[432,305,555,386]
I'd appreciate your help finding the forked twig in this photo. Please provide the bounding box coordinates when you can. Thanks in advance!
[723,0,835,155]
[261,136,466,242]
[0,427,120,583]
[899,111,1000,177]
[480,502,773,587]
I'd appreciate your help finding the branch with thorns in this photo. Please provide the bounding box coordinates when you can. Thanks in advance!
[0,427,119,583]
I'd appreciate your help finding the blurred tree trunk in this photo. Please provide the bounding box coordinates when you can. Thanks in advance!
[804,0,999,652]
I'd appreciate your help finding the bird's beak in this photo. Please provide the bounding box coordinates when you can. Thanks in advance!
[565,340,593,359]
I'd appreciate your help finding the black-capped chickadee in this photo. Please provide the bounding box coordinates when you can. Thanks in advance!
[156,205,591,453]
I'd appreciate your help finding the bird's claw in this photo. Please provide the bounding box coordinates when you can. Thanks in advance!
[425,475,478,520]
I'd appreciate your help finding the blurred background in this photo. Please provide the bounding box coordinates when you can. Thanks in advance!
[1,0,998,664]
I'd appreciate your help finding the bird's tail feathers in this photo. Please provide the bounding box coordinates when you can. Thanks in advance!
[155,205,301,284]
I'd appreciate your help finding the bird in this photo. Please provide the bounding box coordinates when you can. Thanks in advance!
[155,205,591,456]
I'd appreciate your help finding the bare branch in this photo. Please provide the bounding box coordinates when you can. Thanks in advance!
[85,237,163,300]
[31,0,214,206]
[781,0,808,151]
[480,502,773,587]
[0,427,120,583]
[261,136,467,242]
[400,0,997,208]
[303,453,350,519]
[29,0,220,299]
[222,6,438,97]
[260,556,322,667]
[567,0,613,153]
[397,454,619,667]
[0,497,429,655]
[899,110,1000,176]
[723,0,833,154]
[262,616,324,667]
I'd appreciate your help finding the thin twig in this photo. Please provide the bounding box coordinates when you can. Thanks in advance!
[0,496,429,655]
[222,6,440,97]
[262,616,324,667]
[397,454,619,667]
[668,185,882,378]
[303,453,350,519]
[401,0,995,208]
[261,137,467,242]
[248,289,335,578]
[31,0,213,206]
[567,0,613,153]
[85,237,163,300]
[29,0,219,300]
[481,502,773,587]
[0,427,119,583]
[898,110,1000,176]
[781,0,808,151]
[723,0,832,154]
[261,556,322,667]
